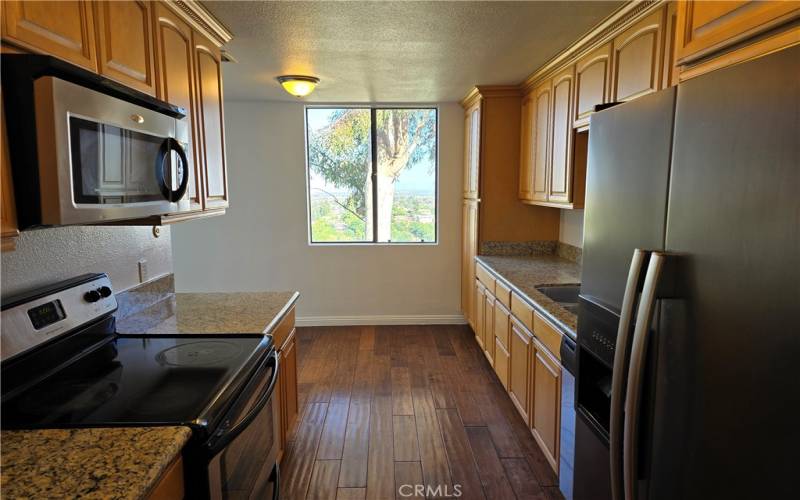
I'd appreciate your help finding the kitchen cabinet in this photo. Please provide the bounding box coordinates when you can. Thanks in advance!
[675,0,800,64]
[1,0,97,71]
[475,281,486,352]
[1,106,18,252]
[279,328,299,451]
[518,94,534,201]
[574,43,612,128]
[483,292,495,366]
[146,456,184,500]
[153,3,202,212]
[509,317,532,424]
[530,337,561,473]
[461,199,479,329]
[528,81,551,203]
[612,8,667,102]
[94,1,156,95]
[493,302,511,390]
[193,30,229,210]
[463,100,481,199]
[548,66,575,205]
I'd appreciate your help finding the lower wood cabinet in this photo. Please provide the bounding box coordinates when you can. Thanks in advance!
[509,317,532,424]
[145,456,184,500]
[483,292,495,366]
[461,199,479,328]
[530,337,562,473]
[279,328,299,453]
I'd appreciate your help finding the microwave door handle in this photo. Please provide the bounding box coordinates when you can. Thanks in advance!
[610,249,648,500]
[623,252,666,500]
[156,138,189,202]
[205,351,279,457]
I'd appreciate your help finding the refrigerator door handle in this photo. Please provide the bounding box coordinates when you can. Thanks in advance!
[623,252,667,500]
[610,249,648,500]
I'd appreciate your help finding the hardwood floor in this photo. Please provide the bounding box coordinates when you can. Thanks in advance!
[281,325,564,500]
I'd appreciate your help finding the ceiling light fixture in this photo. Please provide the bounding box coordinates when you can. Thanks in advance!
[276,75,320,98]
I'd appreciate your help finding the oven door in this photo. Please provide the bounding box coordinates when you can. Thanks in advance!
[202,349,281,500]
[33,76,193,225]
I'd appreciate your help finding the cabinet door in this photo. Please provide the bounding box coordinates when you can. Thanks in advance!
[94,1,156,95]
[675,0,800,64]
[280,329,299,448]
[493,302,511,389]
[463,102,481,199]
[483,293,495,366]
[518,93,535,201]
[1,0,97,71]
[1,105,18,251]
[475,281,486,351]
[612,8,666,102]
[530,338,561,473]
[153,3,202,212]
[574,43,612,128]
[193,30,229,209]
[509,317,532,424]
[531,81,551,202]
[461,199,478,329]
[548,66,575,205]
[494,338,510,390]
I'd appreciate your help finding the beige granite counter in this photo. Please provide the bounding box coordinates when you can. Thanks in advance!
[0,427,191,499]
[476,254,581,338]
[116,291,299,335]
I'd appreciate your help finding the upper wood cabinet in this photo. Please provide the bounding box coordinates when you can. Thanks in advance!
[518,95,534,201]
[574,43,612,128]
[94,1,156,95]
[530,337,562,473]
[1,0,97,71]
[675,0,800,64]
[548,66,575,205]
[153,3,202,212]
[193,30,229,210]
[526,80,551,203]
[612,8,667,102]
[463,100,481,199]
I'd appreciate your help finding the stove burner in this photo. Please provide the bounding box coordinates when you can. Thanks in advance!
[156,341,243,367]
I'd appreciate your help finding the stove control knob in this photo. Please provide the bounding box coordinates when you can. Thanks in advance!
[98,286,112,298]
[84,290,101,303]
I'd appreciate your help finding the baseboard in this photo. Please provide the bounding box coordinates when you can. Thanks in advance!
[295,314,468,327]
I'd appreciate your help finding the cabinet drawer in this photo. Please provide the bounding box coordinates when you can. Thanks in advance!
[511,292,534,331]
[494,338,510,390]
[272,307,295,351]
[494,301,511,350]
[475,263,496,293]
[533,312,563,361]
[495,280,512,308]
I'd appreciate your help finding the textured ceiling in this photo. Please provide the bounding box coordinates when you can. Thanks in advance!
[205,1,623,102]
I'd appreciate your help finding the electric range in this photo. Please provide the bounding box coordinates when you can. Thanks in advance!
[1,273,281,499]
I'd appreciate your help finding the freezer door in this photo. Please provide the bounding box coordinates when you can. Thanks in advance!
[650,45,800,500]
[580,88,675,312]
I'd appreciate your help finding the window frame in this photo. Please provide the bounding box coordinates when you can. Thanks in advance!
[304,104,440,246]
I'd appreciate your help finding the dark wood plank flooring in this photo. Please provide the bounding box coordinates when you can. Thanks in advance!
[281,325,564,500]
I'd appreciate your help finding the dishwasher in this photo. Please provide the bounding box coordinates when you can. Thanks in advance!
[559,335,577,500]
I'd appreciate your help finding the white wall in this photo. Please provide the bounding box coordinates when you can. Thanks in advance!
[559,209,584,248]
[171,101,464,324]
[1,226,172,299]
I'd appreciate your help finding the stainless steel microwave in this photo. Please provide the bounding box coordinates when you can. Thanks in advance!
[2,55,194,228]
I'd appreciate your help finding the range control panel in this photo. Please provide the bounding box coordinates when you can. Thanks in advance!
[1,274,117,361]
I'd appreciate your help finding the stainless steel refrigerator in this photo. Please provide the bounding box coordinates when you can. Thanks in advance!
[573,44,799,500]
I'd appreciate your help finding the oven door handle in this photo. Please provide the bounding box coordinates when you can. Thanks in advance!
[204,350,279,457]
[270,462,281,500]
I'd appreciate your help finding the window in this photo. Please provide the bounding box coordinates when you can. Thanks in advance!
[306,107,437,244]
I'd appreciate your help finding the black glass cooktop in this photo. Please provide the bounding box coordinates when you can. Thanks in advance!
[1,334,270,431]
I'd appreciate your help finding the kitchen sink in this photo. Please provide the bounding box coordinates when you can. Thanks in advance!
[536,285,580,314]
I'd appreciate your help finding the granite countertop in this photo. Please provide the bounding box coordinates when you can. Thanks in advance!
[116,291,299,335]
[0,427,191,499]
[476,254,581,338]
[1,290,299,499]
